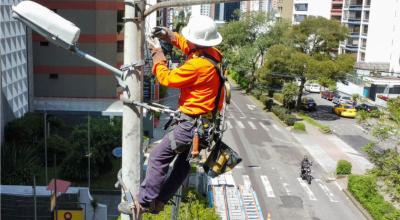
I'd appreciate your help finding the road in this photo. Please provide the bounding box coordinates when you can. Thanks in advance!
[303,92,372,153]
[222,87,366,220]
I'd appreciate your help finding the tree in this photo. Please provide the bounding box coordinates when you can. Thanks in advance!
[257,16,354,109]
[359,97,400,201]
[282,82,298,108]
[219,12,274,92]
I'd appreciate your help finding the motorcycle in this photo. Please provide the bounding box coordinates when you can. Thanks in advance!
[300,162,313,184]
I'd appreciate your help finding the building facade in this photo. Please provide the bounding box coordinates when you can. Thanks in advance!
[340,0,400,73]
[331,0,343,20]
[0,0,33,142]
[292,0,332,24]
[276,0,294,21]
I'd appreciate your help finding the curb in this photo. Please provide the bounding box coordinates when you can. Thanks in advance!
[343,189,374,220]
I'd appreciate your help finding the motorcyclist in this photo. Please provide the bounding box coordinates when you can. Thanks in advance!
[301,155,312,177]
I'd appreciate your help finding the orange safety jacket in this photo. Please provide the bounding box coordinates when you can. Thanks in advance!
[152,33,225,116]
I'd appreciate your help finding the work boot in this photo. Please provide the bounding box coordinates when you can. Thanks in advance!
[149,200,165,214]
[118,200,149,219]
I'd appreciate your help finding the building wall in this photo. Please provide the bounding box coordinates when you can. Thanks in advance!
[364,1,393,64]
[278,0,294,21]
[32,0,123,99]
[0,0,31,141]
[292,0,331,23]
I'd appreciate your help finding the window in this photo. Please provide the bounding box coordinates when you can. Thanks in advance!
[117,41,124,53]
[51,9,57,13]
[40,41,49,46]
[49,73,58,79]
[295,3,308,11]
[294,15,307,22]
[360,52,365,61]
[117,10,124,33]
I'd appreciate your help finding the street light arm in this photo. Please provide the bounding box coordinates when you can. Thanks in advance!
[144,0,248,17]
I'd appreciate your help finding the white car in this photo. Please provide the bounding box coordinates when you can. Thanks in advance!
[305,84,321,93]
[332,95,353,105]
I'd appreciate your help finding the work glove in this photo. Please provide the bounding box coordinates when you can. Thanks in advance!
[146,37,166,66]
[151,26,175,42]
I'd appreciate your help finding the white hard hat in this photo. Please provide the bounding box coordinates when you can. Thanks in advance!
[181,15,222,47]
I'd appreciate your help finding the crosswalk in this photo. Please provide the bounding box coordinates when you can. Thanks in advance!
[225,114,277,132]
[240,174,339,203]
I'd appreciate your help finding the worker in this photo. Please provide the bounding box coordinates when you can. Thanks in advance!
[118,15,224,218]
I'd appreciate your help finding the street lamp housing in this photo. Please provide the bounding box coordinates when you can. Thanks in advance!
[12,0,80,50]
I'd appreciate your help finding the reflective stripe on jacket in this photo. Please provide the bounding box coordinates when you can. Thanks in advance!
[152,33,224,116]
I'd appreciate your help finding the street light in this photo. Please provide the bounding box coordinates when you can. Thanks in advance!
[12,0,124,78]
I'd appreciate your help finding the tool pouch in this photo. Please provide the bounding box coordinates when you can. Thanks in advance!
[203,141,242,178]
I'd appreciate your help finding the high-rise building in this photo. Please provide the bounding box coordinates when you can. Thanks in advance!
[241,1,272,13]
[31,0,158,136]
[341,0,400,73]
[331,0,343,20]
[339,0,370,62]
[292,0,331,24]
[275,0,293,21]
[0,0,33,143]
[214,3,241,22]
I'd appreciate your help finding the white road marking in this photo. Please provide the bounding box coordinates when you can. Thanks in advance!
[272,124,282,132]
[243,175,251,188]
[236,120,245,129]
[247,104,256,111]
[334,181,342,191]
[231,100,246,118]
[282,183,292,195]
[226,121,233,129]
[248,121,257,130]
[260,175,275,198]
[259,121,270,132]
[251,117,256,120]
[297,178,317,201]
[316,179,339,203]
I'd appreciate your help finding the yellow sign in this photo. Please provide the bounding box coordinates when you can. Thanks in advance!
[54,210,84,220]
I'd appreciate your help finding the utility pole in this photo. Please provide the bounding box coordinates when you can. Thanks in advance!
[33,176,37,220]
[121,0,145,220]
[121,1,248,220]
[87,114,91,190]
[44,112,48,184]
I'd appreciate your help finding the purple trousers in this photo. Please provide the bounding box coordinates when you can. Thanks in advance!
[139,121,195,206]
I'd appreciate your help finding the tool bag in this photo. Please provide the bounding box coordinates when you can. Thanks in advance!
[203,140,242,178]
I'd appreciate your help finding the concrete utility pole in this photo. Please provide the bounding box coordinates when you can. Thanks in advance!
[121,0,145,219]
[121,1,248,219]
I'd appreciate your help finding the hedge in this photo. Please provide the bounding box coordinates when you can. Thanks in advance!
[271,105,296,126]
[336,160,352,175]
[293,122,306,131]
[273,92,284,104]
[348,175,400,220]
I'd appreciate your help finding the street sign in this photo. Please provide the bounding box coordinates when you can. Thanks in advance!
[112,147,122,158]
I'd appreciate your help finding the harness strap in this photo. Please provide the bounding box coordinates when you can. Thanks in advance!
[200,54,225,120]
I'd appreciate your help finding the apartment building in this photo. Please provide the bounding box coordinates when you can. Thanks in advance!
[0,0,33,143]
[31,0,158,136]
[292,0,331,24]
[331,0,343,20]
[275,0,294,21]
[338,0,400,104]
[241,1,272,13]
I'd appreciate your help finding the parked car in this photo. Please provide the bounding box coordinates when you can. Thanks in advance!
[321,91,336,101]
[355,103,378,112]
[305,83,321,93]
[332,95,353,105]
[332,104,357,118]
[301,97,317,111]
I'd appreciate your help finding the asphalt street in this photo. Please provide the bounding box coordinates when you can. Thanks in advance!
[222,87,366,220]
[303,93,372,153]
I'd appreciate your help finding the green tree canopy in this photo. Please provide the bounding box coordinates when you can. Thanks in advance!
[257,16,354,108]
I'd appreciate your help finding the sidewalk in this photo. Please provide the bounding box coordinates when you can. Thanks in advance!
[291,123,373,176]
